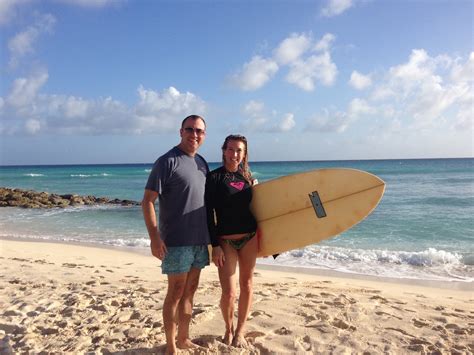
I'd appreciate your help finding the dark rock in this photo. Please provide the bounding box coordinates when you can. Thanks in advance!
[0,187,139,209]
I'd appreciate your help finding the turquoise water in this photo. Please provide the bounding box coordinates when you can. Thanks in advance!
[1,158,473,282]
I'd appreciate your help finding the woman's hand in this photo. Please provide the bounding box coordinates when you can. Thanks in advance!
[212,246,225,267]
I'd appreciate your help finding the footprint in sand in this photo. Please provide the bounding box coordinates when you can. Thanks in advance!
[294,335,312,351]
[320,292,336,298]
[370,295,389,304]
[245,330,266,340]
[274,327,292,335]
[248,310,272,320]
[412,318,430,328]
[332,318,356,331]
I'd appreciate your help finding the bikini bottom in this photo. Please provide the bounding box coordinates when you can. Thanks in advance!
[223,231,256,250]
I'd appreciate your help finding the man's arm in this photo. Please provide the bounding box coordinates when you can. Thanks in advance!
[142,189,167,260]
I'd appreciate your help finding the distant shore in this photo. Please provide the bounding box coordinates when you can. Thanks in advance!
[1,239,472,354]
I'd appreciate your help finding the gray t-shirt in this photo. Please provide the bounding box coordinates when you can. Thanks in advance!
[145,146,210,247]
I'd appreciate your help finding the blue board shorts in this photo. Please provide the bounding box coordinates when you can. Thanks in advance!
[161,245,209,275]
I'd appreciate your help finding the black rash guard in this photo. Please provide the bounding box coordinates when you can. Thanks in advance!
[205,166,257,247]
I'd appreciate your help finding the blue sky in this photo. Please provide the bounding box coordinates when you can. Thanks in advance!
[0,0,472,165]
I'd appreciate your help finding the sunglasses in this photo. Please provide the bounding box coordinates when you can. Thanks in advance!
[183,127,206,135]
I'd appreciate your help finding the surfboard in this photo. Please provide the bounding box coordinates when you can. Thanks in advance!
[250,168,385,257]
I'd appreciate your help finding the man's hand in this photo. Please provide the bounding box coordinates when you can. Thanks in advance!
[150,235,167,260]
[212,246,225,267]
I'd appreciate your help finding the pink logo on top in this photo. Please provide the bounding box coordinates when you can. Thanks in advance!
[229,182,245,191]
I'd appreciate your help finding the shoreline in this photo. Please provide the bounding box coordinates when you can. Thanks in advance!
[2,236,472,292]
[1,238,472,353]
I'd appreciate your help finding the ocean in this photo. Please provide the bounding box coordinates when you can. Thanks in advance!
[0,158,473,283]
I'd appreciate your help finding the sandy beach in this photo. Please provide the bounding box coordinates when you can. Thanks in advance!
[0,239,472,354]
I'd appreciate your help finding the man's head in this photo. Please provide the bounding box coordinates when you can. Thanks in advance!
[178,115,206,156]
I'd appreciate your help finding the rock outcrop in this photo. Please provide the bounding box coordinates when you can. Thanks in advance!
[0,187,140,209]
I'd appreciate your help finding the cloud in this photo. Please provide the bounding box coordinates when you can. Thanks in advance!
[274,33,312,65]
[336,50,474,132]
[8,13,56,69]
[134,86,207,133]
[25,119,41,134]
[306,109,350,133]
[0,0,33,25]
[278,113,296,131]
[373,49,473,129]
[231,32,337,92]
[348,98,376,118]
[6,69,49,108]
[305,97,375,133]
[0,71,207,135]
[314,33,336,52]
[349,70,372,90]
[286,52,338,91]
[230,56,279,91]
[240,100,296,132]
[53,0,120,8]
[321,0,355,17]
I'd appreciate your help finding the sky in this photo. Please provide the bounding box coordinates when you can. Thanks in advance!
[0,0,473,165]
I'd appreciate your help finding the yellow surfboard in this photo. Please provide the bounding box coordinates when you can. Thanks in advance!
[250,168,385,257]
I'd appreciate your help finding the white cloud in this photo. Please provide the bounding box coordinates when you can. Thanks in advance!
[348,98,376,118]
[0,0,33,25]
[0,71,207,135]
[53,0,119,8]
[314,33,336,52]
[0,0,116,25]
[7,70,49,108]
[231,32,337,92]
[25,119,41,134]
[278,113,296,131]
[230,56,279,91]
[8,13,56,69]
[306,109,350,133]
[274,33,312,65]
[383,50,472,129]
[321,0,355,17]
[354,49,474,132]
[134,86,207,133]
[240,101,296,132]
[349,70,372,90]
[451,52,474,83]
[306,98,372,133]
[286,52,337,91]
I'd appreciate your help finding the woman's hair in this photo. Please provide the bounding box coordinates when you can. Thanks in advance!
[221,134,252,182]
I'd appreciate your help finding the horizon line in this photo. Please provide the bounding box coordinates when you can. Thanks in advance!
[0,156,473,168]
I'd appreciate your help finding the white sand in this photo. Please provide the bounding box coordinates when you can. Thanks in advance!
[1,239,472,354]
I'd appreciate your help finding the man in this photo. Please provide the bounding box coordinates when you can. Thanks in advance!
[142,115,210,354]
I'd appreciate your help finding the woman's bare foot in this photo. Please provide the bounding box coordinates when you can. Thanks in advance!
[222,329,233,345]
[176,338,201,350]
[231,334,248,348]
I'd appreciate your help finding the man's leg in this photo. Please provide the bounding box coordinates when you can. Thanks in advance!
[176,267,202,349]
[163,273,188,354]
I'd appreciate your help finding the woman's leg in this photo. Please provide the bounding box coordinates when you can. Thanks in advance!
[218,241,239,344]
[233,235,258,347]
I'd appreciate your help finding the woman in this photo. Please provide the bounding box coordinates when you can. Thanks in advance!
[205,134,258,347]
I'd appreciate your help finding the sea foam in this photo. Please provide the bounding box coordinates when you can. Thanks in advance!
[259,246,473,282]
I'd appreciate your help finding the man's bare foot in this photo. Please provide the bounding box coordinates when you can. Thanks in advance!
[231,334,248,348]
[165,345,178,355]
[176,338,201,350]
[222,330,233,345]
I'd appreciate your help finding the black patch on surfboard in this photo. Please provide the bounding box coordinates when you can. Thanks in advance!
[309,191,327,218]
